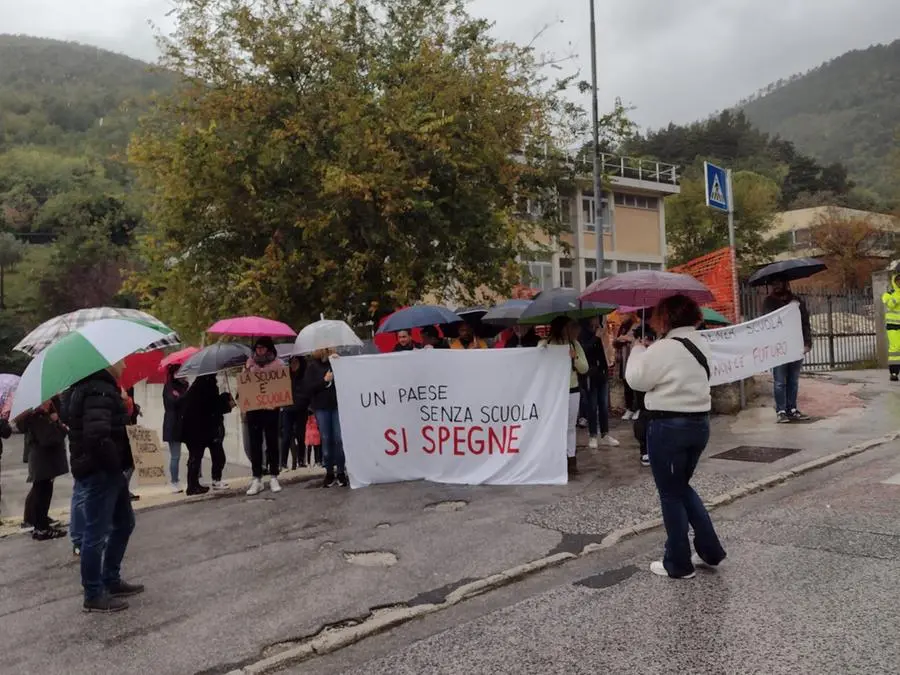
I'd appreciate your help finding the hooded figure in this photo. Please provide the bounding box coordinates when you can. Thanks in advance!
[881,268,900,381]
[244,336,284,496]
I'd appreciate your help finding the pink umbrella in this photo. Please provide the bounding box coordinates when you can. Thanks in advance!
[207,316,296,338]
[580,270,714,307]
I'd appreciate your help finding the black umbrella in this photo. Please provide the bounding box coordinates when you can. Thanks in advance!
[176,342,252,378]
[444,306,503,339]
[482,299,533,327]
[748,258,826,287]
[518,288,615,325]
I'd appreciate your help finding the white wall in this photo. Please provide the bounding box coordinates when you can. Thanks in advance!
[132,373,251,468]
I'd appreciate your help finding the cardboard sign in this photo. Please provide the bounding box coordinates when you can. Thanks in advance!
[237,365,293,412]
[331,348,570,489]
[126,425,168,486]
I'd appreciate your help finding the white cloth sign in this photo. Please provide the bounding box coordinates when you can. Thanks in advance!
[331,348,570,489]
[700,301,805,386]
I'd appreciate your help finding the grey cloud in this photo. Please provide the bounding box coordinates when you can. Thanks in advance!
[1,0,897,130]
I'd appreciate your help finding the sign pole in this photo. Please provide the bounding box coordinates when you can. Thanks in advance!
[725,168,746,409]
[589,0,605,280]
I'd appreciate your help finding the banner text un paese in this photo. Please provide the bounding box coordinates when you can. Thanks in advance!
[331,348,571,488]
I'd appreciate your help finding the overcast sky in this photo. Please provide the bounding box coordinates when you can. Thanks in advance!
[1,0,898,130]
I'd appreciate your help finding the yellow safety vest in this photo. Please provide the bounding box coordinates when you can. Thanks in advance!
[883,276,900,326]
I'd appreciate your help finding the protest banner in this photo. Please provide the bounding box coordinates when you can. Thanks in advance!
[126,425,168,486]
[700,301,805,386]
[237,365,293,412]
[331,348,570,489]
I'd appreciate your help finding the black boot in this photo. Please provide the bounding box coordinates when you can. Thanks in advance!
[186,484,210,496]
[107,580,145,598]
[83,594,129,613]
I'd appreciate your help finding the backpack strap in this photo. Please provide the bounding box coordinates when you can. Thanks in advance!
[671,337,710,380]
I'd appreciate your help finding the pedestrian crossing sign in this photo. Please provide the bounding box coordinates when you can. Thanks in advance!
[704,161,730,212]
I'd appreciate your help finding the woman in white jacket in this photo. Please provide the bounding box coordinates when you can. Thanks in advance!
[625,294,726,579]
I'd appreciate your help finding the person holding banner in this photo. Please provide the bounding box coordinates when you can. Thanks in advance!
[306,350,349,488]
[626,294,726,580]
[392,330,420,352]
[763,277,812,423]
[449,322,487,350]
[541,317,589,475]
[245,337,283,496]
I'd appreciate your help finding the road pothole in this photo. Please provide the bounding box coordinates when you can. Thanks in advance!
[424,500,468,513]
[375,522,391,529]
[319,541,335,551]
[343,550,398,567]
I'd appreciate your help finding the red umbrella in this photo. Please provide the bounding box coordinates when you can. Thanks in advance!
[207,316,296,338]
[119,349,166,390]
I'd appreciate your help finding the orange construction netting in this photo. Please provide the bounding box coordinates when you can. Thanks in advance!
[670,247,738,322]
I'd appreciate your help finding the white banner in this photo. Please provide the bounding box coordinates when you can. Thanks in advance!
[700,301,805,386]
[331,348,570,489]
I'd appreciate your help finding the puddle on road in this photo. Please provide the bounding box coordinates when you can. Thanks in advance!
[424,500,468,513]
[343,550,398,566]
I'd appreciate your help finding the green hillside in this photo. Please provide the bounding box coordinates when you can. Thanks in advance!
[739,40,900,201]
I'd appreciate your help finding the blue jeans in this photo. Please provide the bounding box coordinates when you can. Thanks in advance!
[76,471,136,601]
[168,442,182,484]
[315,409,345,474]
[773,359,802,413]
[583,378,610,437]
[70,479,86,548]
[647,416,726,578]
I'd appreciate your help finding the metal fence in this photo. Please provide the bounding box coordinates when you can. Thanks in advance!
[740,286,877,371]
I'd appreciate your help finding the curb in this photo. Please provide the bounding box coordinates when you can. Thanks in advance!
[231,552,575,674]
[231,429,899,674]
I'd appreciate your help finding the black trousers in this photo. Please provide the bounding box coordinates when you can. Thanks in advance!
[247,409,280,478]
[186,440,227,487]
[280,408,307,468]
[24,479,54,529]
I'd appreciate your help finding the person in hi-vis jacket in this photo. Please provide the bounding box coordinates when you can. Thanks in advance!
[881,262,900,381]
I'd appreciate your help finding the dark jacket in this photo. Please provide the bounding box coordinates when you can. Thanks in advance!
[289,361,311,413]
[579,333,610,391]
[180,376,233,446]
[23,409,69,483]
[162,379,188,443]
[305,358,337,411]
[393,342,420,352]
[67,370,133,480]
[763,292,812,348]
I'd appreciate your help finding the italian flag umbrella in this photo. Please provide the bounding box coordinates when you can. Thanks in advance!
[10,318,175,419]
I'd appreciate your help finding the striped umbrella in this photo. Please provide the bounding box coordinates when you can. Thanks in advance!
[14,307,180,357]
[10,318,175,419]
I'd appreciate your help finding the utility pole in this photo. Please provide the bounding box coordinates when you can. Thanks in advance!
[589,0,605,280]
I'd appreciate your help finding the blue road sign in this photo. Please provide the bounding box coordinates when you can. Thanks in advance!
[704,161,730,212]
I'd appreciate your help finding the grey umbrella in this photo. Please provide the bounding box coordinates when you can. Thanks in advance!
[748,258,827,287]
[481,299,534,327]
[176,342,252,379]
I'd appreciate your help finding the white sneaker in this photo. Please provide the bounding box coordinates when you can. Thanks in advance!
[588,436,599,449]
[650,561,695,579]
[269,476,283,493]
[600,434,620,447]
[211,480,229,490]
[170,483,183,494]
[622,410,634,421]
[246,478,263,496]
[632,410,640,420]
[691,553,718,570]
[640,454,650,467]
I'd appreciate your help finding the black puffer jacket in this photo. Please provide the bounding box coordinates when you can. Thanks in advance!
[67,370,134,480]
[180,375,233,446]
[305,358,337,411]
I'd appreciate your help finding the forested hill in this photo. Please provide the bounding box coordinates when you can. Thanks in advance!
[739,40,900,202]
[0,34,173,159]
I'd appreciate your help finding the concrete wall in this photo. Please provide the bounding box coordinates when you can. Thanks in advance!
[132,374,251,468]
[872,269,891,369]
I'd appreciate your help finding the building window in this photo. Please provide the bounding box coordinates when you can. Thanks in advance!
[585,258,615,286]
[582,192,611,233]
[792,228,811,248]
[623,261,662,272]
[559,258,574,289]
[614,193,659,210]
[558,197,572,225]
[523,256,554,291]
